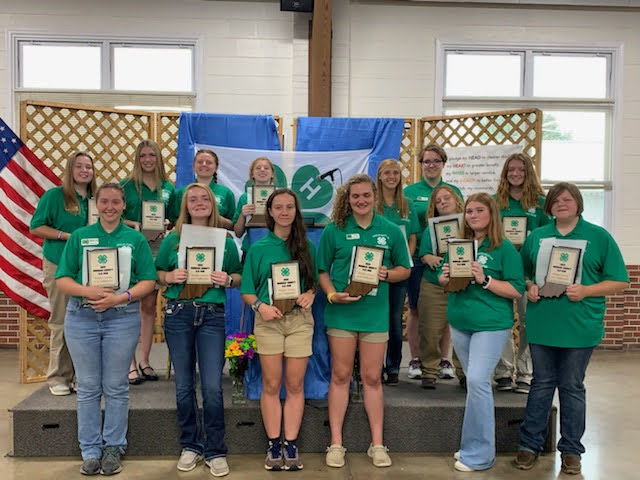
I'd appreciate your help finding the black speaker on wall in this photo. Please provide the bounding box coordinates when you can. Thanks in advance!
[280,0,313,13]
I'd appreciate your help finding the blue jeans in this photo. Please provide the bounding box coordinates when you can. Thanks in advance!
[451,326,511,470]
[164,300,227,460]
[64,297,141,460]
[385,279,408,375]
[519,343,594,457]
[407,263,425,309]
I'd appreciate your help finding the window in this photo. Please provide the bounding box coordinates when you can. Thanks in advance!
[16,37,195,93]
[441,46,616,228]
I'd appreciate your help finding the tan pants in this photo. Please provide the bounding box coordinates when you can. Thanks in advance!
[417,278,463,380]
[42,258,74,387]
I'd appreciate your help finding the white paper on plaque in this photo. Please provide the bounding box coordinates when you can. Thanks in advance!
[428,213,464,256]
[535,238,587,286]
[178,225,227,272]
[82,246,132,304]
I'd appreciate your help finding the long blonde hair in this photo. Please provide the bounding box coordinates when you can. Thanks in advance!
[426,184,464,220]
[461,193,503,251]
[62,151,97,214]
[125,139,168,195]
[375,159,408,218]
[174,183,220,235]
[495,152,544,211]
[331,174,377,228]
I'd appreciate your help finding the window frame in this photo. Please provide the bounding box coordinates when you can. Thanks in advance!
[435,41,621,231]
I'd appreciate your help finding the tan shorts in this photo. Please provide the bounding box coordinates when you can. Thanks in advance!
[254,308,314,357]
[326,328,388,344]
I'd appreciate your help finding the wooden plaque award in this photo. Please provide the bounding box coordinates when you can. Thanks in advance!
[246,185,276,227]
[503,216,528,248]
[271,261,301,314]
[86,248,120,289]
[445,239,474,293]
[538,246,581,298]
[179,246,216,300]
[141,200,165,242]
[344,245,384,297]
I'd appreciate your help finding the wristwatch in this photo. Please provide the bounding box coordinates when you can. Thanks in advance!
[251,299,263,312]
[227,275,234,288]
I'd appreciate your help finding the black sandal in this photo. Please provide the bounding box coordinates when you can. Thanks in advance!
[139,363,159,381]
[128,368,143,385]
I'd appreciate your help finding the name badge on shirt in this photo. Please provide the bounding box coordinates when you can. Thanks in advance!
[81,238,99,246]
[346,233,360,240]
[417,196,429,202]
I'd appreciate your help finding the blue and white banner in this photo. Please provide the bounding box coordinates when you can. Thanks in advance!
[195,144,372,225]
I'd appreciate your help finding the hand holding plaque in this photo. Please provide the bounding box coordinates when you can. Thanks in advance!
[271,261,301,314]
[344,245,384,297]
[179,247,216,300]
[539,246,582,298]
[445,239,474,292]
[246,185,275,227]
[503,216,528,248]
[86,248,120,289]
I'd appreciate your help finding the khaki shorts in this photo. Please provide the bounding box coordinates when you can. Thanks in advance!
[326,328,388,344]
[254,308,314,357]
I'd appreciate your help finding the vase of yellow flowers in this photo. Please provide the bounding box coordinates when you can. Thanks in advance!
[224,332,257,406]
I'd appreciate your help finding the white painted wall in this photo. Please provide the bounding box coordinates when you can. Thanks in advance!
[0,0,638,260]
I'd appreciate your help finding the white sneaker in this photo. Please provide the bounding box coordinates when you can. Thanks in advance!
[206,457,230,477]
[439,359,455,379]
[49,384,71,396]
[177,449,203,471]
[454,460,475,472]
[367,444,392,467]
[407,359,422,379]
[325,444,346,468]
[454,451,460,460]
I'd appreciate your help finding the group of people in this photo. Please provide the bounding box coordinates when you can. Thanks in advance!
[30,140,628,477]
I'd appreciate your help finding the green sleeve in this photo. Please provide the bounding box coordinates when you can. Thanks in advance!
[155,233,177,271]
[120,180,139,222]
[390,224,412,268]
[239,247,258,295]
[30,189,55,229]
[55,232,81,279]
[232,193,247,224]
[317,225,336,272]
[222,188,236,220]
[222,236,242,274]
[500,242,525,294]
[520,234,536,280]
[600,232,630,282]
[134,235,158,281]
[407,199,421,235]
[418,227,433,257]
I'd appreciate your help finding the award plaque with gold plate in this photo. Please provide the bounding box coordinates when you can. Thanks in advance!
[445,239,474,292]
[344,245,384,297]
[86,248,120,289]
[503,216,528,248]
[539,246,582,298]
[141,200,165,243]
[245,185,275,227]
[179,246,216,300]
[271,261,301,314]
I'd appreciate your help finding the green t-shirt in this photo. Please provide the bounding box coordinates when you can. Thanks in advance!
[55,221,158,296]
[417,230,441,286]
[520,216,629,348]
[317,213,412,332]
[168,180,236,223]
[496,194,551,236]
[440,237,525,332]
[403,179,463,254]
[120,179,175,224]
[240,231,318,304]
[30,187,90,265]
[380,198,421,238]
[156,231,242,304]
[232,192,253,252]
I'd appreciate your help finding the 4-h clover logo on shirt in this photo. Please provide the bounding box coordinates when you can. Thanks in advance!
[195,253,206,262]
[281,267,290,276]
[560,253,569,262]
[97,254,107,264]
[456,246,465,256]
[511,219,519,227]
[443,225,452,234]
[150,205,158,213]
[364,252,374,262]
[376,236,387,246]
[478,254,488,265]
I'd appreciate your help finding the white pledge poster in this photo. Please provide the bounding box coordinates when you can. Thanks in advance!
[443,144,524,198]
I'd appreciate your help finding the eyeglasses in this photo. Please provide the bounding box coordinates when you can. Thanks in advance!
[419,160,443,166]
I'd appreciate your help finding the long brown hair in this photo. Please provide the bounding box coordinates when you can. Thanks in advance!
[174,183,220,235]
[426,184,464,220]
[375,159,408,218]
[495,152,544,211]
[461,193,503,251]
[62,151,97,214]
[331,174,377,228]
[126,139,168,195]
[265,189,316,292]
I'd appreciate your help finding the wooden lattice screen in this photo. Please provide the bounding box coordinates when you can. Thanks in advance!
[418,108,543,181]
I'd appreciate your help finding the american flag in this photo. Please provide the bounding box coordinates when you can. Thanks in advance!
[0,118,61,319]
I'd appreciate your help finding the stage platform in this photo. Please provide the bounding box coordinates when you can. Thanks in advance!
[9,375,556,457]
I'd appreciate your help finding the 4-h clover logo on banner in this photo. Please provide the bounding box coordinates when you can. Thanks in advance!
[98,254,107,264]
[281,267,290,276]
[560,253,569,262]
[364,252,374,262]
[443,225,452,234]
[196,253,206,263]
[456,246,465,256]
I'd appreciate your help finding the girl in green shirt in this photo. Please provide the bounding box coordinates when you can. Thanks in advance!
[121,140,174,385]
[438,193,524,472]
[241,188,317,471]
[30,151,97,396]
